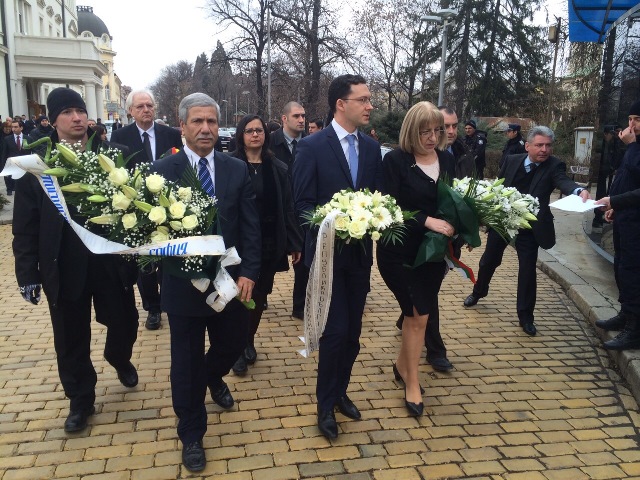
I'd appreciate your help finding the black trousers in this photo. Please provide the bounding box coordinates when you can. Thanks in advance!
[316,257,370,412]
[168,299,248,444]
[473,229,539,323]
[4,175,15,193]
[137,267,161,314]
[613,220,640,316]
[48,264,139,411]
[292,254,309,314]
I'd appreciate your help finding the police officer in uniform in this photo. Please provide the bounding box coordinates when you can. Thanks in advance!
[500,123,526,169]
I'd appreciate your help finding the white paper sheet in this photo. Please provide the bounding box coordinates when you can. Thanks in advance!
[549,195,604,213]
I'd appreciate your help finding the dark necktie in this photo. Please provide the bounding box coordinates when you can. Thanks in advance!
[16,135,21,151]
[290,139,297,162]
[142,131,153,161]
[198,158,215,197]
[346,134,358,186]
[527,162,537,173]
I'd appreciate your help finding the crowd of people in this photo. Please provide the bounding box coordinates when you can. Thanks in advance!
[6,80,639,472]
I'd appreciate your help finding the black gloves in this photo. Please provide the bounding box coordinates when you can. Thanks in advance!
[19,284,41,305]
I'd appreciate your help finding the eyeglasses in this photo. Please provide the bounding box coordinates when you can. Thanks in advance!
[133,103,154,111]
[419,128,444,138]
[340,97,374,106]
[244,128,265,135]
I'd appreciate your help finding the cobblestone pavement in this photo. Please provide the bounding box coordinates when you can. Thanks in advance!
[1,222,640,479]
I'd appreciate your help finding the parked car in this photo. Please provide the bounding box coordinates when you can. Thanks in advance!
[218,127,236,151]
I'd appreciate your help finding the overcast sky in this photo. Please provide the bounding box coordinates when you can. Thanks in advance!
[80,0,565,90]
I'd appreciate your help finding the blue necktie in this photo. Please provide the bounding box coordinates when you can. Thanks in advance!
[198,157,215,197]
[347,134,358,186]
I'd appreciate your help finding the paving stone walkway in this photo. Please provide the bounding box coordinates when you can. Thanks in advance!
[1,222,639,479]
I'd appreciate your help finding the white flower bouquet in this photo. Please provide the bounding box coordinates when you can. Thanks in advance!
[452,176,539,242]
[26,135,217,273]
[305,188,413,245]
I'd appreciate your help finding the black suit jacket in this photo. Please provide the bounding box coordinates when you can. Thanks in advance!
[12,133,137,307]
[269,128,304,170]
[292,124,384,267]
[500,153,581,249]
[152,150,261,316]
[1,134,31,166]
[379,148,456,261]
[110,122,182,167]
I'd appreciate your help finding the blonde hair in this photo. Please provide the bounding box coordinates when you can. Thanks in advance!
[399,101,447,155]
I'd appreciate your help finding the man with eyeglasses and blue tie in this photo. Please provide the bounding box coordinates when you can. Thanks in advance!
[152,92,261,472]
[293,74,384,440]
[463,126,590,336]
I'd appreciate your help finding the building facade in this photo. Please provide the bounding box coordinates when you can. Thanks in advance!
[0,1,119,122]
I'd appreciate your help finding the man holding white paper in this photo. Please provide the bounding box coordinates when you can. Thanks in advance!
[463,126,590,336]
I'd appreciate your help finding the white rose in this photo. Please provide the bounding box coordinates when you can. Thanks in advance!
[146,174,165,193]
[170,220,183,231]
[121,213,137,229]
[177,187,192,202]
[108,167,129,186]
[111,191,132,211]
[334,215,349,231]
[371,231,381,241]
[348,220,368,239]
[148,206,167,224]
[169,201,187,219]
[150,228,170,243]
[182,215,198,230]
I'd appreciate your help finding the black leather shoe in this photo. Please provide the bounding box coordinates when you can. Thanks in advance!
[404,386,424,417]
[317,409,338,439]
[292,310,304,320]
[182,441,206,472]
[603,327,640,351]
[6,190,12,196]
[64,406,95,433]
[232,354,248,376]
[145,312,161,330]
[335,396,361,420]
[429,357,453,372]
[116,362,138,388]
[596,312,627,331]
[244,345,257,365]
[519,321,537,336]
[392,363,425,394]
[463,294,481,307]
[211,382,234,409]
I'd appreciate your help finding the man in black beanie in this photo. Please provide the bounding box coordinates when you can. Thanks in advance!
[594,99,640,350]
[12,87,140,433]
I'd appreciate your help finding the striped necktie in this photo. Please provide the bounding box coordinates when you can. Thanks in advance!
[198,157,215,197]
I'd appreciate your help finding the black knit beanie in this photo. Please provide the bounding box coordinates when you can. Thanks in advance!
[47,87,87,125]
[629,99,640,117]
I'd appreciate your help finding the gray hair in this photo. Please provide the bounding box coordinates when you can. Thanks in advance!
[178,93,220,123]
[527,125,555,143]
[125,89,156,111]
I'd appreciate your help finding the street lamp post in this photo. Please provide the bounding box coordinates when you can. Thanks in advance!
[421,8,458,107]
[221,99,228,126]
[242,91,250,114]
[267,0,272,120]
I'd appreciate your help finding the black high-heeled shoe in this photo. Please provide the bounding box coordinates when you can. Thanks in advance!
[404,385,424,417]
[393,364,425,394]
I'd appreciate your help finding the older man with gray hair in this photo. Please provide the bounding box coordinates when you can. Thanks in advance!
[111,89,183,330]
[152,92,261,472]
[463,126,590,336]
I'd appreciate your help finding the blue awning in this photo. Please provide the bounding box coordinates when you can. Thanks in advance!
[568,1,640,43]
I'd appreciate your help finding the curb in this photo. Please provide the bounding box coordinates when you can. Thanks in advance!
[537,249,640,404]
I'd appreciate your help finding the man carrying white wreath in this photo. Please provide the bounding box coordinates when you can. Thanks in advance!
[12,87,139,434]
